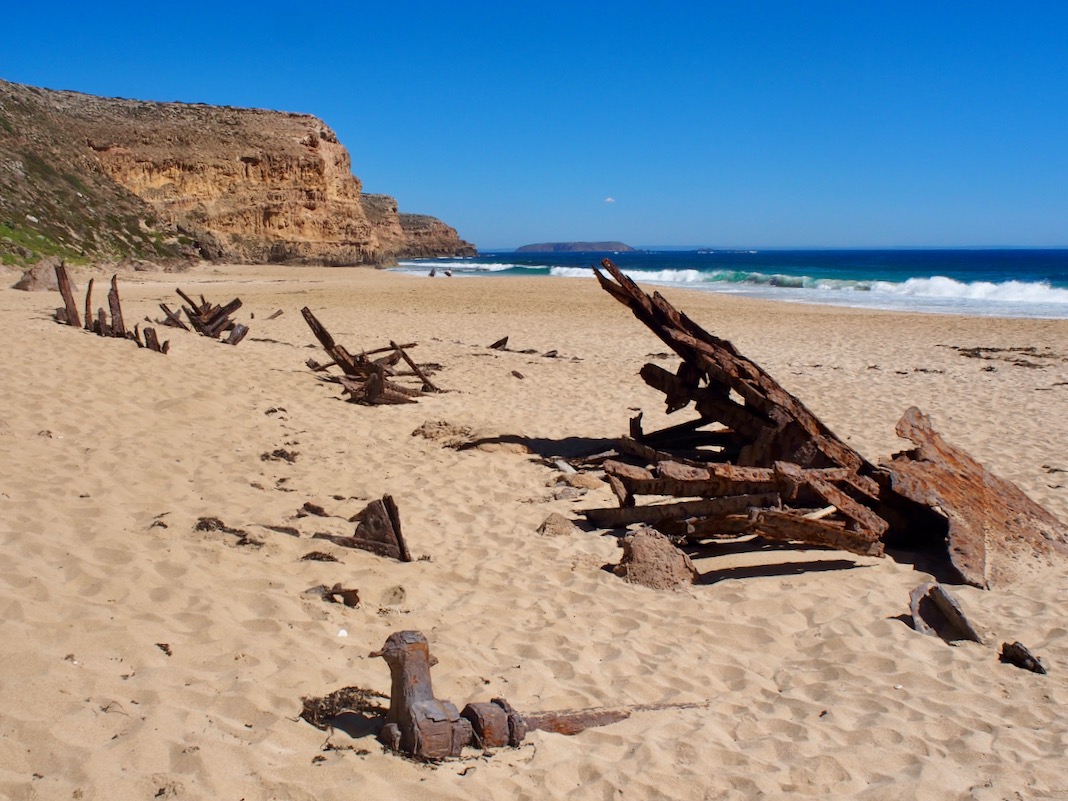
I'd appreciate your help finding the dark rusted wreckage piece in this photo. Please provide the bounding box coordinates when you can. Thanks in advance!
[301,306,439,404]
[587,258,886,557]
[312,495,412,562]
[53,264,168,353]
[168,288,248,344]
[371,631,641,760]
[588,259,1068,582]
[885,407,1068,588]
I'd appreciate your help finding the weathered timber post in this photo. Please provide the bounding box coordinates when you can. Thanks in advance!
[54,263,81,328]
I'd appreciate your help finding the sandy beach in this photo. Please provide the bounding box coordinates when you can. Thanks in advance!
[2,262,1067,800]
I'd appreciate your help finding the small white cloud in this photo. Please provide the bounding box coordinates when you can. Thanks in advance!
[604,197,616,203]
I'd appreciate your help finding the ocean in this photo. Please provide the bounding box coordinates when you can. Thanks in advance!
[393,249,1068,319]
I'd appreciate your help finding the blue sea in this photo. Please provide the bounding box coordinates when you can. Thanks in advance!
[393,249,1068,319]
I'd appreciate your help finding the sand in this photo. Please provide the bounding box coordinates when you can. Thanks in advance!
[1,263,1067,800]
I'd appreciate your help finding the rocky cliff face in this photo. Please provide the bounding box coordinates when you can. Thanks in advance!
[0,79,475,266]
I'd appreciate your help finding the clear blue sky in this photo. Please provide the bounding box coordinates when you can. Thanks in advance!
[4,2,1067,250]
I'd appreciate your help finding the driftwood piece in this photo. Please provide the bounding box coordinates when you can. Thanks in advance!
[885,407,1068,588]
[54,263,81,328]
[908,582,983,643]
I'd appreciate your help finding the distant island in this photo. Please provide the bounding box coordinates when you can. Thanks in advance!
[515,242,635,253]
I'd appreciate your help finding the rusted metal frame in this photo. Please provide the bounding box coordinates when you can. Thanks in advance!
[641,363,769,440]
[804,473,889,538]
[301,306,361,375]
[750,509,885,557]
[656,514,756,539]
[390,341,439,392]
[883,407,1068,588]
[203,298,242,338]
[658,460,775,484]
[606,463,778,500]
[176,288,207,315]
[583,492,781,528]
[616,436,706,467]
[159,303,189,330]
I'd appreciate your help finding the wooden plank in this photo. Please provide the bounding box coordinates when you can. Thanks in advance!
[583,492,780,527]
[54,263,81,328]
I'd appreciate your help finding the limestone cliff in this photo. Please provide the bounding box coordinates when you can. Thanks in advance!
[0,79,475,266]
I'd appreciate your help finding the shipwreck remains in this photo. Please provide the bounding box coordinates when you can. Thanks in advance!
[371,630,663,760]
[311,495,412,561]
[53,263,168,353]
[158,287,248,345]
[586,258,1068,588]
[301,306,440,404]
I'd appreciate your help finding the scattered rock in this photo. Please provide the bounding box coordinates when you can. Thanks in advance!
[261,448,299,463]
[552,486,586,501]
[411,420,475,449]
[301,551,340,563]
[12,257,65,291]
[536,512,579,537]
[557,473,603,490]
[613,527,698,590]
[299,502,330,518]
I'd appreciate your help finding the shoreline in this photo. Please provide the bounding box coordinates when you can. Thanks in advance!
[1,263,1067,799]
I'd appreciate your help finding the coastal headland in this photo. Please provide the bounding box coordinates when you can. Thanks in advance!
[0,79,475,267]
